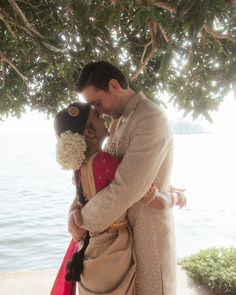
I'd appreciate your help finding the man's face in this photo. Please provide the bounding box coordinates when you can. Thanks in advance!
[82,85,123,119]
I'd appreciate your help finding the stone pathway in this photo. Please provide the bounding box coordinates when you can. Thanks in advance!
[0,266,216,295]
[176,266,216,295]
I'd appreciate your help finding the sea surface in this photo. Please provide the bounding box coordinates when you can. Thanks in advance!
[0,132,236,272]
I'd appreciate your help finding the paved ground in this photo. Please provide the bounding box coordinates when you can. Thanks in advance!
[0,266,216,295]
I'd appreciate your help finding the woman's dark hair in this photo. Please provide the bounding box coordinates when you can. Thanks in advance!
[65,233,90,282]
[54,102,90,136]
[76,61,128,92]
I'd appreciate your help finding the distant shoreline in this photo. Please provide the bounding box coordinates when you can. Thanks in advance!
[173,131,213,135]
[171,119,205,134]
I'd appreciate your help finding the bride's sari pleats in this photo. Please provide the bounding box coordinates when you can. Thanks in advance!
[79,152,136,295]
[51,152,136,295]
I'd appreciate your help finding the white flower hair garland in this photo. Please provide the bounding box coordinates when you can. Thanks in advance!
[56,130,87,170]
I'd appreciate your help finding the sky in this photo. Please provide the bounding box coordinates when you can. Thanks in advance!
[0,91,235,135]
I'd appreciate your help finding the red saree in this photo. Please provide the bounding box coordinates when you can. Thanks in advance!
[50,239,77,295]
[51,152,135,295]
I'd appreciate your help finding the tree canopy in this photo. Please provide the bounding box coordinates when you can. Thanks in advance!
[0,0,235,120]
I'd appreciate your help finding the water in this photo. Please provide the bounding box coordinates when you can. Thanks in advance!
[173,133,236,257]
[0,132,236,271]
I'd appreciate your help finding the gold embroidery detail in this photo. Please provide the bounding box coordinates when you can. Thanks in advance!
[109,219,128,229]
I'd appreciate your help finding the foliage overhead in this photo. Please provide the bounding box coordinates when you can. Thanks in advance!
[0,0,236,119]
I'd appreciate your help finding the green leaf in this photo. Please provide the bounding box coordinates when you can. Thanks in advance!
[215,0,225,10]
[176,0,196,20]
[150,5,168,27]
[183,18,193,32]
[158,14,169,28]
[139,10,149,27]
[183,109,190,117]
[0,0,233,118]
[203,112,213,123]
[150,5,160,21]
[159,43,173,77]
[133,10,148,27]
[192,1,207,34]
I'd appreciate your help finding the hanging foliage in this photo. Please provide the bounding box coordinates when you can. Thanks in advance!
[0,0,235,119]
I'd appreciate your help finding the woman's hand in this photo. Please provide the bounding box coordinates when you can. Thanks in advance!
[143,184,187,209]
[68,208,87,243]
[170,186,187,209]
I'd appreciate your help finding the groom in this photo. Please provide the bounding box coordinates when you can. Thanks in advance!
[68,61,176,295]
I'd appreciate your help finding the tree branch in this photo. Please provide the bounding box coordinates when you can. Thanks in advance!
[131,22,158,81]
[0,56,5,87]
[0,9,16,37]
[203,24,236,43]
[226,0,236,5]
[0,50,28,84]
[8,0,43,38]
[1,4,63,53]
[150,2,236,44]
[153,1,176,13]
[141,40,152,64]
[187,45,193,73]
[132,1,235,82]
[0,7,35,38]
[159,23,170,42]
[149,22,158,49]
[131,46,157,81]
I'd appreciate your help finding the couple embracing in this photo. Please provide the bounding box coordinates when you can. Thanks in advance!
[51,61,185,295]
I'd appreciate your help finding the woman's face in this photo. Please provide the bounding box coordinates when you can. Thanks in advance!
[85,108,109,143]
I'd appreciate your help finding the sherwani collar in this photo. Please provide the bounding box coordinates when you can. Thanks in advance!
[123,91,145,118]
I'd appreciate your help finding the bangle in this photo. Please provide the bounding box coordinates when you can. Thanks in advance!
[156,191,173,207]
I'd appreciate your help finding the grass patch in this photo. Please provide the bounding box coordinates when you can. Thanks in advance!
[180,247,236,295]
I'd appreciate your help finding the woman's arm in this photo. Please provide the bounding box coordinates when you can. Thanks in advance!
[69,194,80,211]
[68,194,87,242]
[143,185,186,209]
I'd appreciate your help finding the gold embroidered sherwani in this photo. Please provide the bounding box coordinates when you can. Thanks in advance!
[80,92,176,295]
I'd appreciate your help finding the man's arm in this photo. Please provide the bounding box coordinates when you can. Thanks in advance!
[80,105,172,233]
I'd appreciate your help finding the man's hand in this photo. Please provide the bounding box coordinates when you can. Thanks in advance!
[68,208,87,243]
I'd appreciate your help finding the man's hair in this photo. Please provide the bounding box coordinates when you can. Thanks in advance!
[76,61,128,92]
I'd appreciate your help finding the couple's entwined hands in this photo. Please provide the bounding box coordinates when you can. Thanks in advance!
[68,208,87,243]
[144,184,187,209]
[170,186,187,209]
